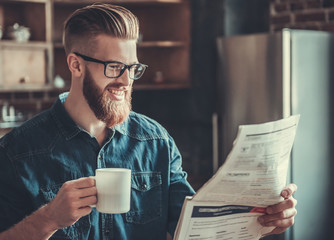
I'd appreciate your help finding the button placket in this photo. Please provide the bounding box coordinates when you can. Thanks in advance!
[97,130,114,169]
[97,150,106,169]
[102,214,113,240]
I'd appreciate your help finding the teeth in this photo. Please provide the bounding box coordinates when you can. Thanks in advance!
[108,89,124,95]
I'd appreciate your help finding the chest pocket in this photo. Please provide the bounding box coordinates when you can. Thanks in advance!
[126,172,162,224]
[40,184,91,239]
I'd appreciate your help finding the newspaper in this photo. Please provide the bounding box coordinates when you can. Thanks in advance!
[174,115,300,240]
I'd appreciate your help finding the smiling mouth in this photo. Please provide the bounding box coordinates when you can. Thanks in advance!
[107,88,126,101]
[108,89,124,95]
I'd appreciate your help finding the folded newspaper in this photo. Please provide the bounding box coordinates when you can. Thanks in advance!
[174,115,300,240]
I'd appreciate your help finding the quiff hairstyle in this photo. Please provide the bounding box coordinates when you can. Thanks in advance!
[63,3,139,55]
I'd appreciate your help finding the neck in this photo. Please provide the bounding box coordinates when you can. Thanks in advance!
[64,90,108,146]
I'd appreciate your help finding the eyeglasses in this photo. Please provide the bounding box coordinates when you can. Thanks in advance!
[73,52,148,80]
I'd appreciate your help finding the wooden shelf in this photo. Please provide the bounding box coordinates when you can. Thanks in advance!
[0,0,47,3]
[138,41,186,48]
[54,41,186,49]
[53,0,182,4]
[0,83,190,92]
[134,82,190,90]
[0,121,25,129]
[0,84,65,93]
[53,42,64,49]
[0,40,49,49]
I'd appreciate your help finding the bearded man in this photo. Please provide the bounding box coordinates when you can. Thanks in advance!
[0,4,297,240]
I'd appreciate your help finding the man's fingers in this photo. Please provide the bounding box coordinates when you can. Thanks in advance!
[64,177,95,189]
[266,197,297,214]
[78,186,97,198]
[281,184,297,199]
[79,195,97,208]
[259,208,297,226]
[259,184,298,237]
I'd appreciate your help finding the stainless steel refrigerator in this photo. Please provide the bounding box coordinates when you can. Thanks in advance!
[214,29,334,240]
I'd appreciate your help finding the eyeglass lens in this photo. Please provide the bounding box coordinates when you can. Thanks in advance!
[106,63,146,80]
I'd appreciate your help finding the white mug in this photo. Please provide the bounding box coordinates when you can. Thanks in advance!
[92,168,131,214]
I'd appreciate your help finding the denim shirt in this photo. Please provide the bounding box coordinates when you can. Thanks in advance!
[0,93,195,239]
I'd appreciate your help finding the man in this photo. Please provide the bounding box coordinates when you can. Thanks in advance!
[0,4,297,240]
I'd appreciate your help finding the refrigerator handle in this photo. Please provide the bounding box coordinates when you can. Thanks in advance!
[212,112,219,173]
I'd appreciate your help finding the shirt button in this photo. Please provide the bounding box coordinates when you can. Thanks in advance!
[141,184,147,190]
[98,155,102,159]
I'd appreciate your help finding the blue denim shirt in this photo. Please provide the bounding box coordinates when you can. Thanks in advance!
[0,93,195,239]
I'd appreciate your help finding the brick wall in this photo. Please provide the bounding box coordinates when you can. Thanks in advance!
[270,0,334,32]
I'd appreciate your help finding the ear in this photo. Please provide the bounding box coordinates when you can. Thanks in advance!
[67,53,83,78]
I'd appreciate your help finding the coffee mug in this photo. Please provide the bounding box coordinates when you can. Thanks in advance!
[91,168,131,214]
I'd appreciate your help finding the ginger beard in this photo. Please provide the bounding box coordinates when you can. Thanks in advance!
[83,68,132,128]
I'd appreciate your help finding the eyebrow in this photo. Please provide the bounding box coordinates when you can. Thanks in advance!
[99,56,139,65]
[107,59,139,65]
[75,52,139,65]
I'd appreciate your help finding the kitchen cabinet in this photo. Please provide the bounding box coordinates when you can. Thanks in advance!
[0,0,53,89]
[0,0,191,91]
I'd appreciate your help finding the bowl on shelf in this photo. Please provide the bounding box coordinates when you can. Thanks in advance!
[7,23,31,42]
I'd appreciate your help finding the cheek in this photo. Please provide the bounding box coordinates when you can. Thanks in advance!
[126,82,134,97]
[88,66,107,83]
[94,78,109,92]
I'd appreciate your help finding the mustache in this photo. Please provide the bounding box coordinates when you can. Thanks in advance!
[105,83,132,91]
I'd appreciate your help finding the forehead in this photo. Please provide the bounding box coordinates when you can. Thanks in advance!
[92,34,137,63]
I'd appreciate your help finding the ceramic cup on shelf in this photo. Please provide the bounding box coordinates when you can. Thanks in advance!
[7,23,31,42]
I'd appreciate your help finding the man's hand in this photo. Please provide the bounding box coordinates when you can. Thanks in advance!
[258,184,298,235]
[0,177,97,240]
[43,177,97,230]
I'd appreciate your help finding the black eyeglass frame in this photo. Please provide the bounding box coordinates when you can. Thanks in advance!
[73,52,148,80]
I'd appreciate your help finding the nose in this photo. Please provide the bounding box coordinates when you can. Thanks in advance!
[116,68,132,86]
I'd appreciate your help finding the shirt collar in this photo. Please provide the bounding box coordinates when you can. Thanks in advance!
[51,92,82,140]
[51,92,126,140]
